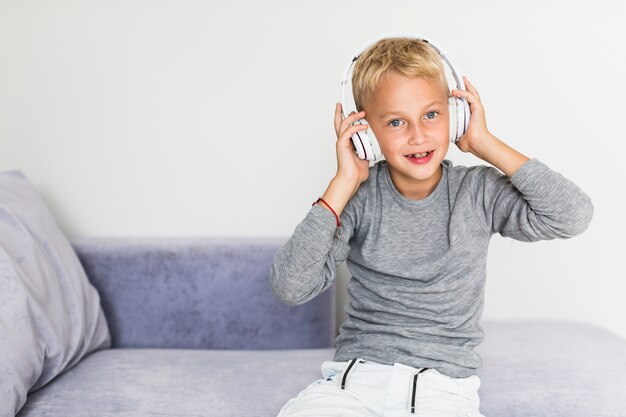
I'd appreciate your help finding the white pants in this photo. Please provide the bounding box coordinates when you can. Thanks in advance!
[276,358,486,417]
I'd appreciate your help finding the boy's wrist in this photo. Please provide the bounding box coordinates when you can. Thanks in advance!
[470,132,530,177]
[331,175,360,196]
[319,176,360,219]
[467,132,498,160]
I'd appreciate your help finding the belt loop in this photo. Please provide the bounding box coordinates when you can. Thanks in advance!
[340,358,366,390]
[409,367,429,414]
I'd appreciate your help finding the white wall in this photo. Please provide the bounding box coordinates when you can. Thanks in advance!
[1,0,624,339]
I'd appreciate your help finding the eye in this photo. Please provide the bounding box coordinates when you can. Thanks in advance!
[425,111,439,120]
[387,119,403,127]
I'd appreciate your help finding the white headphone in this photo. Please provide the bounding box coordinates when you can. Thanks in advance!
[340,33,471,161]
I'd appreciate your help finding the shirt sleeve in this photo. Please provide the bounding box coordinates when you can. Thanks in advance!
[268,183,366,306]
[469,158,594,241]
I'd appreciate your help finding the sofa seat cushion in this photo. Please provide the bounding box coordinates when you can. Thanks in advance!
[17,347,336,417]
[17,321,626,417]
[473,320,626,417]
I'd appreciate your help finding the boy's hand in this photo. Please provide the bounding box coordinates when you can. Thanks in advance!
[333,103,370,186]
[450,76,494,157]
[452,76,529,177]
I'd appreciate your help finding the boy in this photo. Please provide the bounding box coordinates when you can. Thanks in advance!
[269,37,593,417]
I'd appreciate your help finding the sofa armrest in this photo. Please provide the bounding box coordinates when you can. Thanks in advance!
[70,237,336,350]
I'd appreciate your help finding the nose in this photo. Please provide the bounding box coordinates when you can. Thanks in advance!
[407,121,427,146]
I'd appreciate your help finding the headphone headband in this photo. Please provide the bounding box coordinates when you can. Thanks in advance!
[340,33,466,119]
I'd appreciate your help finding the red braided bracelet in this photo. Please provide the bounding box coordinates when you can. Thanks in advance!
[312,197,341,237]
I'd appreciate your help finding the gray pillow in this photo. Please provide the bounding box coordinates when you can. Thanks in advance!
[0,170,111,417]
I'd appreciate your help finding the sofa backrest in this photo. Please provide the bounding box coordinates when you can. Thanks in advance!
[70,237,336,349]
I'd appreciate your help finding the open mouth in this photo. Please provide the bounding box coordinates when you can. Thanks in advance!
[405,150,434,164]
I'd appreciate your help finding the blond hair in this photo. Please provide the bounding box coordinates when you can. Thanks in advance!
[352,37,450,112]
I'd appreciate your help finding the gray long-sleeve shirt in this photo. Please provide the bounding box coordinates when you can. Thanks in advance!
[269,158,593,378]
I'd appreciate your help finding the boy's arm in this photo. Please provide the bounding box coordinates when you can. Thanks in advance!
[452,76,593,240]
[467,133,593,240]
[269,177,364,306]
[468,158,593,241]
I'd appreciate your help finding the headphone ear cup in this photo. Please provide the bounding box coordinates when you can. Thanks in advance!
[448,97,458,143]
[365,123,382,161]
[449,96,471,143]
[460,97,471,137]
[351,119,380,161]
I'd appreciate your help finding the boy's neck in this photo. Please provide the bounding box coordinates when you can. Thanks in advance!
[388,164,443,201]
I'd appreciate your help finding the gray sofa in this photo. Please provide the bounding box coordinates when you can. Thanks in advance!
[13,236,626,417]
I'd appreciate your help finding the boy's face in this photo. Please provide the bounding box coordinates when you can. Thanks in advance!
[363,71,450,200]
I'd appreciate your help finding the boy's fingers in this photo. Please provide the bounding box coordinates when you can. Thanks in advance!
[453,90,479,107]
[339,118,367,139]
[463,76,480,100]
[341,122,369,141]
[347,110,364,124]
[334,103,342,131]
[335,105,366,136]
